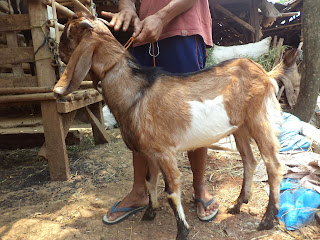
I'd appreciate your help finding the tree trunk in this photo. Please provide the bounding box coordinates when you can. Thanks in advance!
[290,0,320,122]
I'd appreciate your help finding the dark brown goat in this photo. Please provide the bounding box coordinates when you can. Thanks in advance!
[53,13,299,240]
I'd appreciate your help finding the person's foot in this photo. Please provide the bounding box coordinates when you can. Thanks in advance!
[194,186,219,220]
[105,190,149,222]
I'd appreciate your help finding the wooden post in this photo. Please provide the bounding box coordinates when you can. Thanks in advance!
[249,0,260,42]
[38,110,77,158]
[273,38,284,67]
[28,0,70,181]
[272,35,278,49]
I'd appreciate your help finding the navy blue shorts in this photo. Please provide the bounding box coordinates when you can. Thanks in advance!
[132,35,207,74]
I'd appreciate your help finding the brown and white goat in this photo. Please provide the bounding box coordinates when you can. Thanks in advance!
[54,13,297,240]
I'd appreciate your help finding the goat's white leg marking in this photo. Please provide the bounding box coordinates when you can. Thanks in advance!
[178,95,237,151]
[167,192,190,229]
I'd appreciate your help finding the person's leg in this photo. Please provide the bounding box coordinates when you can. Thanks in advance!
[156,35,218,219]
[105,152,149,221]
[188,148,219,219]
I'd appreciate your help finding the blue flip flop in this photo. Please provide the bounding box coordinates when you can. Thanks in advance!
[102,201,147,225]
[194,197,219,222]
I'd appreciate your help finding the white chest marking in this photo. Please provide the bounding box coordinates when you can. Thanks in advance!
[177,95,238,151]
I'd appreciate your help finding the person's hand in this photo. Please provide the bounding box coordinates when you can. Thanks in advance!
[101,9,141,37]
[134,15,165,44]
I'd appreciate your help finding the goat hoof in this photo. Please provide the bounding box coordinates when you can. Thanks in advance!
[227,205,240,214]
[176,227,190,240]
[141,206,156,221]
[257,220,274,231]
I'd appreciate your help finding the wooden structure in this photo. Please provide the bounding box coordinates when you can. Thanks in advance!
[0,0,109,181]
[208,0,302,46]
[262,0,302,47]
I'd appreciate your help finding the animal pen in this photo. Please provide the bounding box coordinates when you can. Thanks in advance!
[0,0,303,181]
[0,0,110,181]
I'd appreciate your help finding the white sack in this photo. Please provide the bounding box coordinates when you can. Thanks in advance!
[103,105,117,129]
[211,37,272,64]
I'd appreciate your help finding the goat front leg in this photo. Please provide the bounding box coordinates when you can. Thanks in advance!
[228,129,258,214]
[160,154,190,240]
[142,160,160,221]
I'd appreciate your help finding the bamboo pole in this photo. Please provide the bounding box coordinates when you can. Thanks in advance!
[71,0,91,15]
[0,89,99,103]
[262,23,302,32]
[0,0,10,13]
[215,4,255,33]
[51,0,61,43]
[0,92,55,103]
[42,0,74,17]
[46,19,65,31]
[281,12,300,17]
[0,81,95,95]
[0,87,53,95]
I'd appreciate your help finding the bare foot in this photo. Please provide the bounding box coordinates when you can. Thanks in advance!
[194,185,219,219]
[106,190,149,221]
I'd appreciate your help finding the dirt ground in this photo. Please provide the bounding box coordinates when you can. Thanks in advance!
[1,128,319,240]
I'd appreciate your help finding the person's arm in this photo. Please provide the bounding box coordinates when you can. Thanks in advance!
[101,0,141,36]
[134,0,197,43]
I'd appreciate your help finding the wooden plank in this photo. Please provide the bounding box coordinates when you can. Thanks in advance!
[0,75,38,87]
[56,94,103,113]
[0,128,81,149]
[215,4,255,33]
[0,47,35,65]
[88,102,110,144]
[85,104,111,143]
[0,14,31,32]
[6,32,24,76]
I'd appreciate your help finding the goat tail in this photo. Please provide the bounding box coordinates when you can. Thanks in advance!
[265,77,283,146]
[267,47,301,81]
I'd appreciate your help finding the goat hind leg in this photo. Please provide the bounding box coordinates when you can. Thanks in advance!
[142,159,160,221]
[253,130,282,230]
[258,152,282,230]
[228,128,258,214]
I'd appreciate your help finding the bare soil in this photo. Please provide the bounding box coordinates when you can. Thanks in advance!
[0,128,319,240]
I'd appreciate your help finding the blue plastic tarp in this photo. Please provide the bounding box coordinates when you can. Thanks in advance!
[279,112,311,152]
[277,178,320,230]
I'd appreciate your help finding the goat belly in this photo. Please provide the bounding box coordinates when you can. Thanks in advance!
[177,95,238,151]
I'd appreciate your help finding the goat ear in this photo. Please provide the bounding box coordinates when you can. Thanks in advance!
[79,19,93,29]
[54,38,95,95]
